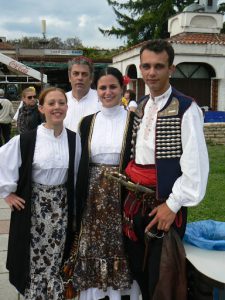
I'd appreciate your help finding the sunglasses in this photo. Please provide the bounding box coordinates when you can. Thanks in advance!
[27,95,36,100]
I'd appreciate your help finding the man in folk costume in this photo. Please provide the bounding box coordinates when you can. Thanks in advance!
[122,39,209,300]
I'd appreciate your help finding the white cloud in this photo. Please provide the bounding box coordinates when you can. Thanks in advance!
[78,15,88,28]
[0,0,126,49]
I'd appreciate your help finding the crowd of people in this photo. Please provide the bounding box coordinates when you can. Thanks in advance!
[0,39,209,300]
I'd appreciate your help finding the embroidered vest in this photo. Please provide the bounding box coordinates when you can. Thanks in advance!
[130,88,193,200]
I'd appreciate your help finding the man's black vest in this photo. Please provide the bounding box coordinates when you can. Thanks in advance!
[129,88,193,236]
[130,87,193,200]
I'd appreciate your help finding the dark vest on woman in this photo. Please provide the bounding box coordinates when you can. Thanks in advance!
[75,112,135,231]
[6,128,76,295]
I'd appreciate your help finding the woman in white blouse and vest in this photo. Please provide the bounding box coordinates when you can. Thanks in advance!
[63,67,139,300]
[0,87,81,299]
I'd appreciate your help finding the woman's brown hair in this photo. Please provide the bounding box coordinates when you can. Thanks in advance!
[38,87,67,105]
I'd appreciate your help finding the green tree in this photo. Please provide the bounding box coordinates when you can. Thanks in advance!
[100,0,225,46]
[64,37,83,49]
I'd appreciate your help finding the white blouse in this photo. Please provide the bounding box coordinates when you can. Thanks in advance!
[136,86,209,213]
[90,105,127,165]
[0,124,81,198]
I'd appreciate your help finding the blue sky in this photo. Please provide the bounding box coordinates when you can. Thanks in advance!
[0,0,127,49]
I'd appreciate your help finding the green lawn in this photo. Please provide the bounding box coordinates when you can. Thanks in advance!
[188,144,225,222]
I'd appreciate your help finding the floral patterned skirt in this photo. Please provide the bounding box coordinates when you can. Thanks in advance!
[24,182,68,300]
[72,164,132,292]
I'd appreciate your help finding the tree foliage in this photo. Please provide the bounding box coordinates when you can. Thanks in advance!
[100,0,225,46]
[7,36,83,49]
[6,36,116,60]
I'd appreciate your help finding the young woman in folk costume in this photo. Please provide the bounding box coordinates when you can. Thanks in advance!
[0,87,81,299]
[63,67,140,300]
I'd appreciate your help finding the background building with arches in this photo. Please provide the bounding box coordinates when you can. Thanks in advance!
[112,0,225,111]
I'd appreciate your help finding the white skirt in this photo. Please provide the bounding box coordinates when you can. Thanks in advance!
[79,280,140,300]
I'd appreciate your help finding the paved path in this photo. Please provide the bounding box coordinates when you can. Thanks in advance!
[0,199,23,300]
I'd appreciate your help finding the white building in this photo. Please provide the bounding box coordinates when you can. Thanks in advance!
[112,0,225,111]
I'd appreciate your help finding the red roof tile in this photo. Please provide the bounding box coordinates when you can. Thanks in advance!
[168,33,225,45]
[0,42,15,50]
[114,32,225,56]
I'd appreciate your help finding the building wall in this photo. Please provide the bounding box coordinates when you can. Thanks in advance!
[204,123,225,144]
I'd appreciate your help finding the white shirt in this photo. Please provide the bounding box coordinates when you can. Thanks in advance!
[0,124,81,198]
[0,98,14,123]
[64,89,101,132]
[13,101,23,121]
[91,105,127,165]
[136,86,209,213]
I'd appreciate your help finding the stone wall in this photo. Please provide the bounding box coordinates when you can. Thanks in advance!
[204,123,225,145]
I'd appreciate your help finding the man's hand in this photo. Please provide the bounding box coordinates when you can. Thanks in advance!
[5,193,25,211]
[145,202,176,233]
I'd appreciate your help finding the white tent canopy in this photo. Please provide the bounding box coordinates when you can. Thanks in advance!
[0,52,47,83]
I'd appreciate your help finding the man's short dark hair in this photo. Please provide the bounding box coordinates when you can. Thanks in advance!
[140,39,174,66]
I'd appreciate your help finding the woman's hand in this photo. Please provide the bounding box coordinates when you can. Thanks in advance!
[5,193,25,211]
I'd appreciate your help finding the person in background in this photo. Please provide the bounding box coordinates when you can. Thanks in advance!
[0,87,81,299]
[13,86,36,122]
[63,67,140,300]
[0,88,14,146]
[122,39,209,300]
[123,89,138,112]
[17,87,43,134]
[64,56,101,132]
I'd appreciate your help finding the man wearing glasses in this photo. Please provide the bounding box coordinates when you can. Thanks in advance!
[17,87,43,134]
[64,56,100,132]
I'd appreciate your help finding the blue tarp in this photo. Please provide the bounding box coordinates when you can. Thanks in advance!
[184,220,225,251]
[204,111,225,123]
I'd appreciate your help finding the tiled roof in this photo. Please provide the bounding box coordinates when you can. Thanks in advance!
[0,42,15,50]
[168,33,225,45]
[114,32,225,56]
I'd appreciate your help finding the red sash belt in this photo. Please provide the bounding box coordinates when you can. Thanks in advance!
[123,160,183,241]
[125,159,157,187]
[123,160,157,241]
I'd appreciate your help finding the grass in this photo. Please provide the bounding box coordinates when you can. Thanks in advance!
[188,144,225,223]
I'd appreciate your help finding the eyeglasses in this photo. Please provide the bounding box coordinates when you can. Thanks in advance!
[27,95,36,100]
